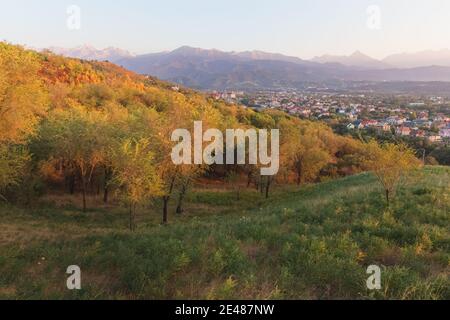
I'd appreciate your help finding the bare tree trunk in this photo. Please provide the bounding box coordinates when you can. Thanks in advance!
[176,183,188,215]
[162,174,177,224]
[89,176,95,194]
[296,162,303,186]
[385,189,390,207]
[129,204,137,231]
[163,197,169,224]
[103,168,111,204]
[133,204,137,231]
[103,186,109,204]
[81,175,87,212]
[129,205,133,231]
[260,176,264,195]
[69,174,76,195]
[265,177,272,199]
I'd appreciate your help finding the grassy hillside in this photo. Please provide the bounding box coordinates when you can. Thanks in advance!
[1,166,448,300]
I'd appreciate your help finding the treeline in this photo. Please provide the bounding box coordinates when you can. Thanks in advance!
[0,43,420,228]
[332,123,450,166]
[361,129,450,166]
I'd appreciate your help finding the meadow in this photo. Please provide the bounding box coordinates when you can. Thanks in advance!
[1,166,448,300]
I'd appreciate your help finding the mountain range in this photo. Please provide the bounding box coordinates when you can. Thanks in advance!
[46,45,450,89]
[311,51,391,70]
[383,49,450,68]
[46,45,135,62]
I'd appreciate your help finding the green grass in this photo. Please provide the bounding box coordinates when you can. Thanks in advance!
[0,167,449,300]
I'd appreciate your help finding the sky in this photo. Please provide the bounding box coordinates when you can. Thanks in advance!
[1,0,450,59]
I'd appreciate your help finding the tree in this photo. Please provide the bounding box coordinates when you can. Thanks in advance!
[175,164,205,214]
[98,102,132,204]
[0,44,47,195]
[0,145,29,201]
[38,105,107,211]
[279,120,332,186]
[363,141,421,206]
[111,138,162,231]
[0,43,48,143]
[263,175,275,199]
[155,93,224,224]
[291,138,331,185]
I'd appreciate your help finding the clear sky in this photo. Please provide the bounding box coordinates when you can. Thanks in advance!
[1,0,450,59]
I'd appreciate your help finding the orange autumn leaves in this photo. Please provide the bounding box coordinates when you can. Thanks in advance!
[0,43,48,143]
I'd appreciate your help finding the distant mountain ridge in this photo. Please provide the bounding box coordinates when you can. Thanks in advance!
[115,46,450,89]
[383,49,450,68]
[48,45,450,89]
[115,47,337,89]
[312,51,391,70]
[46,45,135,62]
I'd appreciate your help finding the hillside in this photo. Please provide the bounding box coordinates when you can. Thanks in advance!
[0,167,448,299]
[0,42,448,301]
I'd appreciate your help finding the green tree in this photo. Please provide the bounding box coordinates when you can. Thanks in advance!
[0,145,29,201]
[38,105,107,211]
[111,138,162,231]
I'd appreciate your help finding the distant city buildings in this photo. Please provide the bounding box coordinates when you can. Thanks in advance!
[208,89,450,144]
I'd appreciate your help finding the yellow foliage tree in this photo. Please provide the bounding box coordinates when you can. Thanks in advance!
[39,105,107,211]
[0,43,48,196]
[0,145,30,201]
[363,141,421,206]
[281,120,332,185]
[0,43,48,143]
[111,138,162,231]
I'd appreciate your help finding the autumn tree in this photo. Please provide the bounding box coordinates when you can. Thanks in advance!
[156,100,192,224]
[291,137,331,185]
[97,102,132,203]
[156,92,223,224]
[111,138,162,231]
[0,44,48,196]
[38,105,107,211]
[280,121,332,186]
[0,43,48,143]
[175,164,205,214]
[363,141,421,206]
[0,145,29,201]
